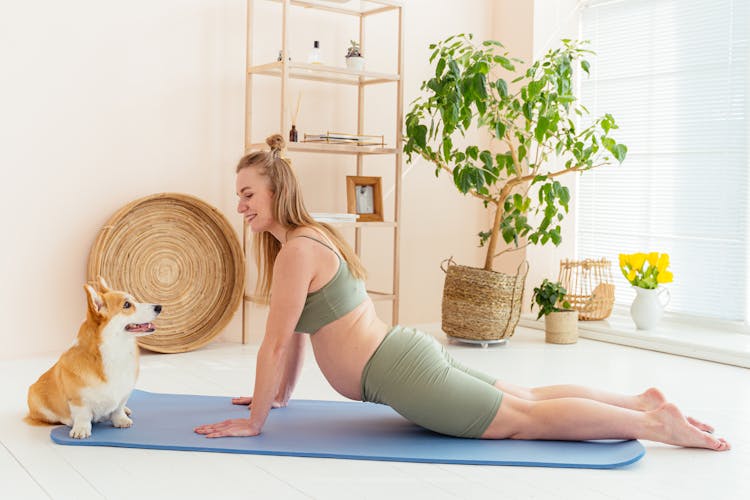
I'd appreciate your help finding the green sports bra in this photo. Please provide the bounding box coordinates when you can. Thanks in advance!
[293,236,368,334]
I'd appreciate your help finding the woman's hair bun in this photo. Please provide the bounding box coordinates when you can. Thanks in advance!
[266,134,286,154]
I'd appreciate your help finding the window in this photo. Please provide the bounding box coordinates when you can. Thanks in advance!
[577,0,749,321]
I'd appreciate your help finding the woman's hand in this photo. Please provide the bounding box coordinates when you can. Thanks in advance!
[193,418,262,438]
[231,396,288,408]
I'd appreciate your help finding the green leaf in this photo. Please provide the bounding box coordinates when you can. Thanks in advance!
[528,79,544,98]
[495,121,506,140]
[473,73,487,100]
[558,186,571,205]
[414,125,427,150]
[495,79,508,97]
[436,58,446,78]
[493,55,515,71]
[442,135,453,160]
[550,227,562,245]
[479,150,493,170]
[580,60,590,75]
[535,116,550,143]
[612,144,628,163]
[522,101,533,121]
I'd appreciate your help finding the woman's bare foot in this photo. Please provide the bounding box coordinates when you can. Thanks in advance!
[649,403,729,451]
[686,416,715,434]
[636,388,716,433]
[638,387,667,411]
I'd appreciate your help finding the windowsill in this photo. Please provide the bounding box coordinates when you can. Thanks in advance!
[518,313,750,369]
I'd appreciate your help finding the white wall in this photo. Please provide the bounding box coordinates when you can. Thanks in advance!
[0,0,246,359]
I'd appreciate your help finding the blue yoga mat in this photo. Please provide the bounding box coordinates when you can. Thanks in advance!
[51,390,645,468]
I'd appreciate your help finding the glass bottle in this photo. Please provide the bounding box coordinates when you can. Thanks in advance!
[307,41,322,64]
[289,125,298,142]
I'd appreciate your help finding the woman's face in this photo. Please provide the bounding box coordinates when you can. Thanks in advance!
[236,167,275,233]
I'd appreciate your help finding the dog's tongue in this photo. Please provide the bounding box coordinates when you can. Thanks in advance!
[126,322,155,333]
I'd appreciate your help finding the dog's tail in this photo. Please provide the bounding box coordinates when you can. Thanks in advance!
[23,414,54,426]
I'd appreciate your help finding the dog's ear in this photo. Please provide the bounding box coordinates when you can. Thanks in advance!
[84,284,106,317]
[97,276,111,294]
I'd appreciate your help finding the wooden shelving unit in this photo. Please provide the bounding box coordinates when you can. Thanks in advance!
[242,0,404,342]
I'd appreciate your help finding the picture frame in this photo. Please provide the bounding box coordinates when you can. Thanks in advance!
[346,176,383,222]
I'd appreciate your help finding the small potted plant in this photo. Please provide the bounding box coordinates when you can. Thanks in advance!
[345,40,364,71]
[531,279,578,344]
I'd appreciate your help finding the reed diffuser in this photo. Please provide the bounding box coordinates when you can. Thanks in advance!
[289,91,302,142]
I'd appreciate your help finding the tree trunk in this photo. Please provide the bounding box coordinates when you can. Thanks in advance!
[483,201,503,271]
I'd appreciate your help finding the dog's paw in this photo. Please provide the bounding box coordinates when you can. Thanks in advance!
[111,414,133,428]
[70,425,91,439]
[124,406,132,416]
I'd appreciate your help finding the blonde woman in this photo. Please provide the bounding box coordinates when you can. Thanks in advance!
[195,134,729,451]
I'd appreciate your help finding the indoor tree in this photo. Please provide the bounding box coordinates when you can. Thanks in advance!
[404,35,627,272]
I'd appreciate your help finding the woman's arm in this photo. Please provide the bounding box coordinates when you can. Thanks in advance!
[274,332,306,406]
[231,333,305,408]
[194,244,312,438]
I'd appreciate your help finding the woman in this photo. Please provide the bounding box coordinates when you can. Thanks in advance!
[195,134,729,451]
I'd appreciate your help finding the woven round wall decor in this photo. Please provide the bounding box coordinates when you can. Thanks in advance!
[87,193,245,353]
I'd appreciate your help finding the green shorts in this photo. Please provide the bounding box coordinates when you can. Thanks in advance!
[360,326,503,438]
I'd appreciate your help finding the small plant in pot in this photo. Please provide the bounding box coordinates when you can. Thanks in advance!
[403,34,626,343]
[531,279,578,344]
[345,40,364,71]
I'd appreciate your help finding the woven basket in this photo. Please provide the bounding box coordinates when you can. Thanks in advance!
[87,193,245,353]
[558,258,615,321]
[441,259,528,341]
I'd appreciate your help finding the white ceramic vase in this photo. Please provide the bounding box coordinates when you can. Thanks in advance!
[630,286,671,330]
[345,56,365,71]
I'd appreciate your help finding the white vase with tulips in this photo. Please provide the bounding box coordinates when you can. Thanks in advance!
[619,252,673,330]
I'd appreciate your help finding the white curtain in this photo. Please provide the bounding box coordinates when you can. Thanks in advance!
[577,0,749,321]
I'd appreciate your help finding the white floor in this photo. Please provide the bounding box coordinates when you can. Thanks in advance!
[2,325,748,500]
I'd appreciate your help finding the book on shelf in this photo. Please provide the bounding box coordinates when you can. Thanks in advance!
[311,212,358,224]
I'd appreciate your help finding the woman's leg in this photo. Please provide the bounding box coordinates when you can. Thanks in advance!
[481,392,730,451]
[495,381,661,409]
[494,382,714,432]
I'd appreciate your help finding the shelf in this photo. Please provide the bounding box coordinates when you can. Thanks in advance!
[331,221,397,229]
[243,220,396,229]
[265,0,401,17]
[249,62,399,86]
[245,290,396,304]
[367,291,396,301]
[243,0,403,341]
[246,141,397,155]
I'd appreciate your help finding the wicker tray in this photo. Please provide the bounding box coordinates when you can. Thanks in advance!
[87,193,245,353]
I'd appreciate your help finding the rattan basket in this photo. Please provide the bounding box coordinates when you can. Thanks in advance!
[87,193,245,353]
[441,258,528,341]
[558,258,615,321]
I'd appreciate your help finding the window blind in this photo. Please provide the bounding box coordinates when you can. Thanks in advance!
[577,0,749,321]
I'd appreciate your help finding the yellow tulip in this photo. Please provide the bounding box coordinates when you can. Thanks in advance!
[618,253,628,269]
[627,269,637,282]
[647,252,658,266]
[657,253,670,272]
[631,253,646,271]
[657,270,673,284]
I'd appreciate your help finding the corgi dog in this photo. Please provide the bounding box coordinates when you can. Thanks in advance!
[27,277,161,439]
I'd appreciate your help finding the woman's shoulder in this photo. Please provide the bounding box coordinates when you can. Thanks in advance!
[286,227,336,251]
